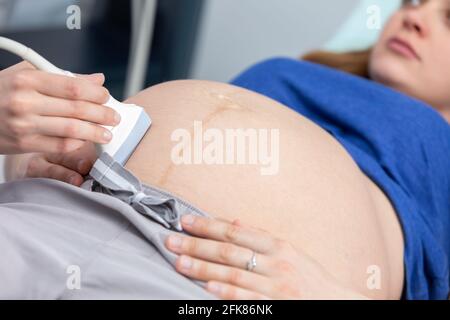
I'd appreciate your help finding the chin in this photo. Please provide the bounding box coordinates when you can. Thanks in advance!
[369,55,412,90]
[370,59,429,104]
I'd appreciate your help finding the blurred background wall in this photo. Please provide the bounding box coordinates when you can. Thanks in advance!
[190,0,358,82]
[0,0,360,90]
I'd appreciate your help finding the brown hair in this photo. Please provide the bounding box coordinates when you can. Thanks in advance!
[301,49,372,79]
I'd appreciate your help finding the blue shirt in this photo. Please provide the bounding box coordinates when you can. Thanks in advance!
[231,58,450,300]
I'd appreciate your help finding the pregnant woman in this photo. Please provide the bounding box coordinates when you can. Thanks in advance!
[1,0,449,300]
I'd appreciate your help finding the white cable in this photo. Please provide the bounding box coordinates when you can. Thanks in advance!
[124,0,157,98]
[128,0,143,75]
[0,36,70,76]
[131,0,143,35]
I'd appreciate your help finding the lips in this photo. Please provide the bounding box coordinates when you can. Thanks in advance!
[387,37,421,61]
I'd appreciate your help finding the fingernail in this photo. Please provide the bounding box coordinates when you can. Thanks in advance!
[86,73,104,82]
[207,282,221,294]
[114,112,121,125]
[182,215,195,226]
[103,130,112,142]
[168,235,182,249]
[88,73,104,79]
[180,256,192,270]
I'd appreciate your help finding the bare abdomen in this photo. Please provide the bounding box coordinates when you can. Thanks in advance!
[124,80,404,299]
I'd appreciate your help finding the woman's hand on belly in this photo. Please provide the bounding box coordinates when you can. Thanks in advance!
[165,214,370,300]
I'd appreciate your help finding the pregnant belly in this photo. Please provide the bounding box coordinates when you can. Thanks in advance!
[124,80,405,299]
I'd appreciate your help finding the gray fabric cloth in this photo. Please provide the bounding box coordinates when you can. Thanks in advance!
[86,152,193,231]
[0,153,216,299]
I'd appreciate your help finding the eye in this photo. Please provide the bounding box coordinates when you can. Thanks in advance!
[402,0,423,7]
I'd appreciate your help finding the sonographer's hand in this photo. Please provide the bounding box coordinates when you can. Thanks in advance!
[6,141,98,186]
[0,61,120,154]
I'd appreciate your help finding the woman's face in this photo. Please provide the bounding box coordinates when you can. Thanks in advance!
[370,0,450,120]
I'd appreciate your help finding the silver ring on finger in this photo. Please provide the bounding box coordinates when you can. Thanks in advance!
[246,251,257,272]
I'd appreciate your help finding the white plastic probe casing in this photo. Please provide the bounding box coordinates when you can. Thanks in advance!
[100,96,151,165]
[63,72,152,165]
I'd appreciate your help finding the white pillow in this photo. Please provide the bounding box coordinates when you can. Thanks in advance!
[325,0,401,52]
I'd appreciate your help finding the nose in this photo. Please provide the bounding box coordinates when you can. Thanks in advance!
[402,5,428,37]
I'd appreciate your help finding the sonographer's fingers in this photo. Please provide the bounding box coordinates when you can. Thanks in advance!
[0,60,115,155]
[22,91,120,126]
[0,61,35,76]
[26,154,85,186]
[32,116,113,145]
[45,141,97,176]
[9,69,110,104]
[14,135,85,154]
